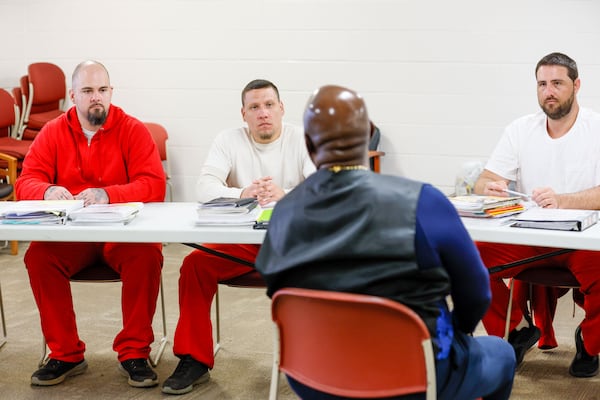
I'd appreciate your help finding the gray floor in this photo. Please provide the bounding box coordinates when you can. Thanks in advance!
[0,241,598,399]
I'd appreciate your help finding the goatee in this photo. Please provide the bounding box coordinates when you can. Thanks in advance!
[87,109,107,126]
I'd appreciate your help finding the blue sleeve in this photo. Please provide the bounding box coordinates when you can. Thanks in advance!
[415,184,491,333]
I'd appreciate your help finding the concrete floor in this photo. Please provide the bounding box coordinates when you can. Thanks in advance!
[0,241,598,399]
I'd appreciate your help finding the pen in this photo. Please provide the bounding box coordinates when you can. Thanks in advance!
[503,189,530,199]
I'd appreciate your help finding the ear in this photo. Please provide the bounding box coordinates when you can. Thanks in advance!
[241,106,246,122]
[574,77,581,95]
[69,88,75,103]
[305,134,317,163]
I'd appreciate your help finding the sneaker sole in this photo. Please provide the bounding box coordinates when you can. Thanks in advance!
[118,364,159,388]
[161,371,210,395]
[31,360,88,386]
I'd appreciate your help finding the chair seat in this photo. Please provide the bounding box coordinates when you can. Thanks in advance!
[219,270,265,287]
[70,263,120,282]
[0,183,13,199]
[0,137,32,160]
[28,109,64,130]
[513,267,580,288]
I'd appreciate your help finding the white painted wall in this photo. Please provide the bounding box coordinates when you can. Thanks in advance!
[1,0,599,200]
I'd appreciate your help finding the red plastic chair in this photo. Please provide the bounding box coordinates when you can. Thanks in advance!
[144,122,172,202]
[269,287,436,400]
[21,62,67,140]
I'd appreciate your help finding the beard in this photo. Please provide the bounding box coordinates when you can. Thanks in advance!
[87,106,107,126]
[540,91,575,120]
[258,131,275,141]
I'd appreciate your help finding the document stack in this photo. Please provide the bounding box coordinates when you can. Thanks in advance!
[68,202,144,225]
[0,200,84,225]
[449,195,524,218]
[197,197,260,225]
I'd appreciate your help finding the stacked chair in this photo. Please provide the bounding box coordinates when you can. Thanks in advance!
[0,62,67,173]
[18,62,67,140]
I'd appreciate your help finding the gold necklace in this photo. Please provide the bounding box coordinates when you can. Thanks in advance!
[328,165,369,173]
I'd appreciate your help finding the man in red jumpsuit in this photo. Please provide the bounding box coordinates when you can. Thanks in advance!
[16,60,166,388]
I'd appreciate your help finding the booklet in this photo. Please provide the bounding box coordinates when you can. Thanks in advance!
[198,197,258,215]
[68,202,144,225]
[196,205,262,226]
[0,200,84,225]
[510,208,598,231]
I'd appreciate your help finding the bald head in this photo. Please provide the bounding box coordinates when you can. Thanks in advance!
[303,85,370,170]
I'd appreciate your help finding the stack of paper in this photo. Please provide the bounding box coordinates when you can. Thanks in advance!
[68,202,144,225]
[0,200,84,225]
[196,205,261,226]
[510,208,598,231]
[449,195,524,218]
[198,197,258,214]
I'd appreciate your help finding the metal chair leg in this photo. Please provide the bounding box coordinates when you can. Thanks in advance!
[213,286,221,356]
[150,276,168,367]
[0,281,7,348]
[504,278,515,340]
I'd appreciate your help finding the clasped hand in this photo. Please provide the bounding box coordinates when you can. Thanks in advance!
[242,176,284,206]
[45,186,109,207]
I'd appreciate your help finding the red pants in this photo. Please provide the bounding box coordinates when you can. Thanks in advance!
[477,242,600,354]
[172,244,259,368]
[25,241,163,363]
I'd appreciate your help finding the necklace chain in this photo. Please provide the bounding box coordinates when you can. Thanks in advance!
[328,165,369,173]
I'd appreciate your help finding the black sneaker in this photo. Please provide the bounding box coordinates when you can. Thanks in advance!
[31,358,88,386]
[569,325,599,378]
[507,325,541,365]
[118,358,159,388]
[161,355,210,395]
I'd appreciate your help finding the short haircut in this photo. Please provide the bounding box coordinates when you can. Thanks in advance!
[241,79,280,105]
[535,52,578,81]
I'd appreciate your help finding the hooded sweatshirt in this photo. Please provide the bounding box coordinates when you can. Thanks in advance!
[16,105,165,202]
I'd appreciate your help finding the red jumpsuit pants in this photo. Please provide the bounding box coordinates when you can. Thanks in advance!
[477,242,600,354]
[25,241,163,363]
[172,244,259,369]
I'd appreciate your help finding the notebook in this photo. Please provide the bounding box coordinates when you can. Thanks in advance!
[510,208,598,231]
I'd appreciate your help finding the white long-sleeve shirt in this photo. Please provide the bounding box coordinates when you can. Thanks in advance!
[196,123,316,202]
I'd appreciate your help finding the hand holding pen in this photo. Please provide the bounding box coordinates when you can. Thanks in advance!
[504,187,558,208]
[502,189,531,200]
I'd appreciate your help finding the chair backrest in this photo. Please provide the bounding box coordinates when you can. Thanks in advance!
[20,63,66,140]
[144,122,169,162]
[0,89,19,139]
[270,287,436,399]
[28,62,66,108]
[368,121,385,173]
[144,122,173,201]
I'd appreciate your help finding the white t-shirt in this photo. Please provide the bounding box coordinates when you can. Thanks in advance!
[196,123,316,202]
[485,107,600,195]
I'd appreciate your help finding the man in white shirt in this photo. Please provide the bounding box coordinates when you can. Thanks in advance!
[162,79,315,395]
[474,52,600,377]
